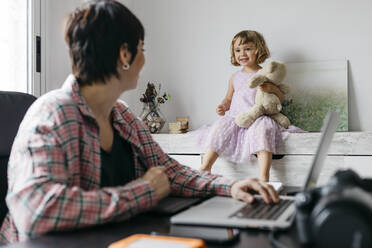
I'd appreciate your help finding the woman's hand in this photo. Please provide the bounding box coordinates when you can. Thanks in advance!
[142,167,171,200]
[231,178,280,204]
[259,82,285,103]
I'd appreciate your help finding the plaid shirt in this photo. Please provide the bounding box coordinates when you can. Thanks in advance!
[0,75,233,244]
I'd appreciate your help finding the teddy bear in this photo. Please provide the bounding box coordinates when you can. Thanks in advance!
[235,61,291,129]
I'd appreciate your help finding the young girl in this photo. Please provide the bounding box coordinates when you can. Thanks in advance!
[197,30,302,182]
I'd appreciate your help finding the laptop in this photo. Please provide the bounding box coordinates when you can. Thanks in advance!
[151,183,283,216]
[171,111,340,229]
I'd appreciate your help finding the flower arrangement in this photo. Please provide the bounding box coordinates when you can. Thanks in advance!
[139,82,170,133]
[140,82,170,105]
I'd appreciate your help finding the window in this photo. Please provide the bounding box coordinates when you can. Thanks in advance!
[0,0,28,92]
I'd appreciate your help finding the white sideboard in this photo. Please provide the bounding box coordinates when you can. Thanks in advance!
[152,132,372,187]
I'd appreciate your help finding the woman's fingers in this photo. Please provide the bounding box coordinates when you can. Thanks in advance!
[231,179,280,204]
[235,189,254,203]
[258,181,280,203]
[248,180,271,203]
[266,184,280,203]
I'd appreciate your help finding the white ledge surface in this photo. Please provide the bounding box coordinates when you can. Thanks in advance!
[152,132,372,155]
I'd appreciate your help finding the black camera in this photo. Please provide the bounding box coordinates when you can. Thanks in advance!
[296,169,372,248]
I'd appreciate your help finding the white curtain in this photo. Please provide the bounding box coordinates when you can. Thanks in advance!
[0,0,28,92]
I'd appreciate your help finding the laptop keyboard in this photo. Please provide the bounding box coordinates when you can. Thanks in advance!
[230,198,293,220]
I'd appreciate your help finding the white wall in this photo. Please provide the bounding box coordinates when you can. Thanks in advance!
[44,0,372,131]
[43,0,134,92]
[122,0,372,131]
[44,0,84,93]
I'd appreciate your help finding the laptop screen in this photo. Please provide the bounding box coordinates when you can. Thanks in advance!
[304,111,340,190]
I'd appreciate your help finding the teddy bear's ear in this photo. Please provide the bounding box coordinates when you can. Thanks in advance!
[267,61,278,73]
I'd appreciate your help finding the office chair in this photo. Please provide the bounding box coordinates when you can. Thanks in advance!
[0,91,36,224]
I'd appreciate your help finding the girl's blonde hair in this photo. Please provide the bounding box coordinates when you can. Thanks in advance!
[230,30,270,66]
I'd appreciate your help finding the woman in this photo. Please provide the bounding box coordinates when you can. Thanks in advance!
[0,0,279,244]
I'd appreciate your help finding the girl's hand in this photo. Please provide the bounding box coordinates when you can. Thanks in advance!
[259,82,279,94]
[231,178,280,204]
[216,104,227,116]
[259,82,285,103]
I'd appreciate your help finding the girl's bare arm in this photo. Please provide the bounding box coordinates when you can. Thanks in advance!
[216,75,235,115]
[222,75,235,109]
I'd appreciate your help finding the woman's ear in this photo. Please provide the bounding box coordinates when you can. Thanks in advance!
[119,43,131,69]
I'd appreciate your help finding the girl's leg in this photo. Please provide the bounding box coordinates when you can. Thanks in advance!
[257,150,272,182]
[199,148,219,172]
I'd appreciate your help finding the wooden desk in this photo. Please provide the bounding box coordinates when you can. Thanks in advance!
[4,188,302,248]
[3,212,300,248]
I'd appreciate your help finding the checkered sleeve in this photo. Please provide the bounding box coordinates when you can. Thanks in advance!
[6,127,158,241]
[146,136,234,197]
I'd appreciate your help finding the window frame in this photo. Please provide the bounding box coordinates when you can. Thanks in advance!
[28,0,46,97]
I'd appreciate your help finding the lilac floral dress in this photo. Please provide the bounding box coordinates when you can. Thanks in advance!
[195,70,303,163]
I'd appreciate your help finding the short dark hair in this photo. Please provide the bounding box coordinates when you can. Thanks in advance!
[65,0,144,86]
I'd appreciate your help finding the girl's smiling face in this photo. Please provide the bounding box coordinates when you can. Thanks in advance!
[233,38,257,67]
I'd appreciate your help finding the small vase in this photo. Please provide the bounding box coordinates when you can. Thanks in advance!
[139,102,166,133]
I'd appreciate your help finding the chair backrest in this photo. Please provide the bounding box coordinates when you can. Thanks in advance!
[0,91,36,224]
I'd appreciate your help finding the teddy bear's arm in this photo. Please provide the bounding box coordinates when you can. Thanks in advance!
[248,75,267,88]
